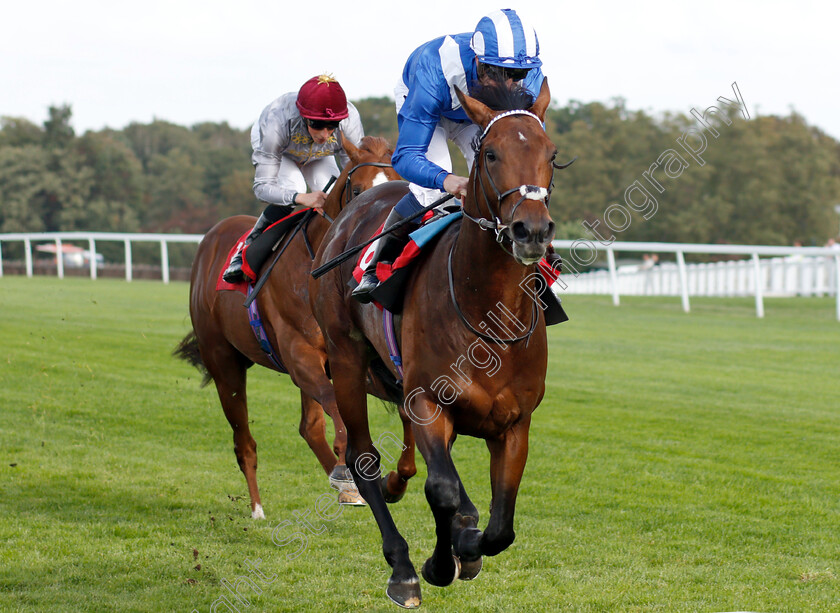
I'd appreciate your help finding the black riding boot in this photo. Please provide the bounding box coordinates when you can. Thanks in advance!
[544,243,562,272]
[352,208,418,303]
[223,212,273,283]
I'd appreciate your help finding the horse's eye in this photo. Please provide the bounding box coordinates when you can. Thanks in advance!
[486,150,497,162]
[353,186,361,197]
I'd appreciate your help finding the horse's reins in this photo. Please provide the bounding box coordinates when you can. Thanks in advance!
[446,241,539,344]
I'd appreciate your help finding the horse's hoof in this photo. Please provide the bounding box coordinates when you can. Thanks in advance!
[386,578,421,608]
[380,474,406,504]
[329,464,354,491]
[338,489,366,506]
[251,503,265,520]
[457,556,482,580]
[421,555,460,587]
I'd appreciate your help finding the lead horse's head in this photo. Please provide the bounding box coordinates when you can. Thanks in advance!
[456,80,569,266]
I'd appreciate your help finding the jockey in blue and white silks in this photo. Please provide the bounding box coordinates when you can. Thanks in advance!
[353,8,546,303]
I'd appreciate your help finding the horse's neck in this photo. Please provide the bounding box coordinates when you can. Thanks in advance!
[304,167,352,247]
[323,168,350,220]
[450,216,535,324]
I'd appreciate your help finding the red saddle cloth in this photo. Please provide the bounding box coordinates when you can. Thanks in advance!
[350,210,567,323]
[215,230,251,295]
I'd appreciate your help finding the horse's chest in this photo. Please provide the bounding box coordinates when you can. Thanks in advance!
[450,383,540,437]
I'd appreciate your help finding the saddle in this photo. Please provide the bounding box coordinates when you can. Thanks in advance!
[349,208,569,325]
[214,213,312,373]
[242,208,315,281]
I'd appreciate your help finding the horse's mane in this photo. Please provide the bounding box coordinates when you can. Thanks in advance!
[358,135,393,158]
[469,82,534,112]
[468,83,536,155]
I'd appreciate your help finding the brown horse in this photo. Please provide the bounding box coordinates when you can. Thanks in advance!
[175,135,401,519]
[310,81,560,607]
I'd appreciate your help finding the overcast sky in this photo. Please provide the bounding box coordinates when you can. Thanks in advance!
[2,1,837,139]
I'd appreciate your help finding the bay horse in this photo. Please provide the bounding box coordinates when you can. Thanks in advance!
[310,80,560,608]
[175,136,401,518]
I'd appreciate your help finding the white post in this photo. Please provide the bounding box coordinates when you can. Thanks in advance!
[56,238,64,279]
[607,247,619,306]
[160,240,170,284]
[0,240,4,277]
[124,239,132,282]
[753,253,764,319]
[88,238,97,280]
[24,238,33,277]
[835,254,840,322]
[676,251,690,312]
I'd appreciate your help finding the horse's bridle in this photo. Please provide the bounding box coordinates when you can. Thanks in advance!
[342,162,393,209]
[450,109,576,345]
[461,109,576,245]
[299,161,395,260]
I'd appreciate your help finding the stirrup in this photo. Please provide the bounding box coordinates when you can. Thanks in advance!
[352,270,379,304]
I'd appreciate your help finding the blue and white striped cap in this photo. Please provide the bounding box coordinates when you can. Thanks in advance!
[470,8,541,69]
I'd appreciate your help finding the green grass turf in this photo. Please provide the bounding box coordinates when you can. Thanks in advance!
[0,275,838,612]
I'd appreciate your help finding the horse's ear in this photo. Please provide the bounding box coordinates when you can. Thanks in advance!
[340,132,361,164]
[529,78,551,122]
[455,86,495,130]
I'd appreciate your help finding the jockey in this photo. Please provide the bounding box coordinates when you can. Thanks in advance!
[353,8,559,303]
[224,74,364,283]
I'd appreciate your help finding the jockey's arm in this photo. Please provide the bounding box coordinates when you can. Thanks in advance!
[251,119,296,210]
[392,115,469,200]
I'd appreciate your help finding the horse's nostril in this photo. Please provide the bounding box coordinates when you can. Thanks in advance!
[511,221,529,243]
[543,221,556,243]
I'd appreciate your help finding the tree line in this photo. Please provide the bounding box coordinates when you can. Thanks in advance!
[1,98,838,250]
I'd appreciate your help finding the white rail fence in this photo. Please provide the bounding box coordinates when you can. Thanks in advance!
[553,240,840,321]
[1,233,838,321]
[0,231,203,283]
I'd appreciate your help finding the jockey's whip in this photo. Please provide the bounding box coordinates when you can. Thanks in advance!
[310,192,455,279]
[243,176,336,308]
[243,208,315,308]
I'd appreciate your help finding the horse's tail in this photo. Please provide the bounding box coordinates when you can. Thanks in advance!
[173,331,212,388]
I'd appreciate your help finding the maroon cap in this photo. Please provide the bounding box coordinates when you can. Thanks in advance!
[296,75,349,121]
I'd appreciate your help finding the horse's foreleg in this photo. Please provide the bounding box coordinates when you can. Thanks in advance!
[380,407,417,503]
[286,342,350,486]
[450,477,483,580]
[410,395,462,588]
[475,415,532,558]
[298,391,337,475]
[332,354,420,607]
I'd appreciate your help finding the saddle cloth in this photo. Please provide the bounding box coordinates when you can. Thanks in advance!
[215,226,290,373]
[349,210,569,325]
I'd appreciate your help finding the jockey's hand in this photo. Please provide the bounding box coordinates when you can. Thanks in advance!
[443,174,469,201]
[296,191,327,209]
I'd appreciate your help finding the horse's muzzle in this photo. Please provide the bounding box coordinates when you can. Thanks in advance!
[509,219,555,265]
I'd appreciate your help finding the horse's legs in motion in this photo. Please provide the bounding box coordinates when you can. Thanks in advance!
[461,415,532,560]
[298,391,338,475]
[299,389,362,502]
[380,407,417,503]
[203,340,265,519]
[450,461,483,580]
[332,349,420,608]
[409,394,463,587]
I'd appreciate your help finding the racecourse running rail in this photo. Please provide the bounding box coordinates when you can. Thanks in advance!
[1,232,838,321]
